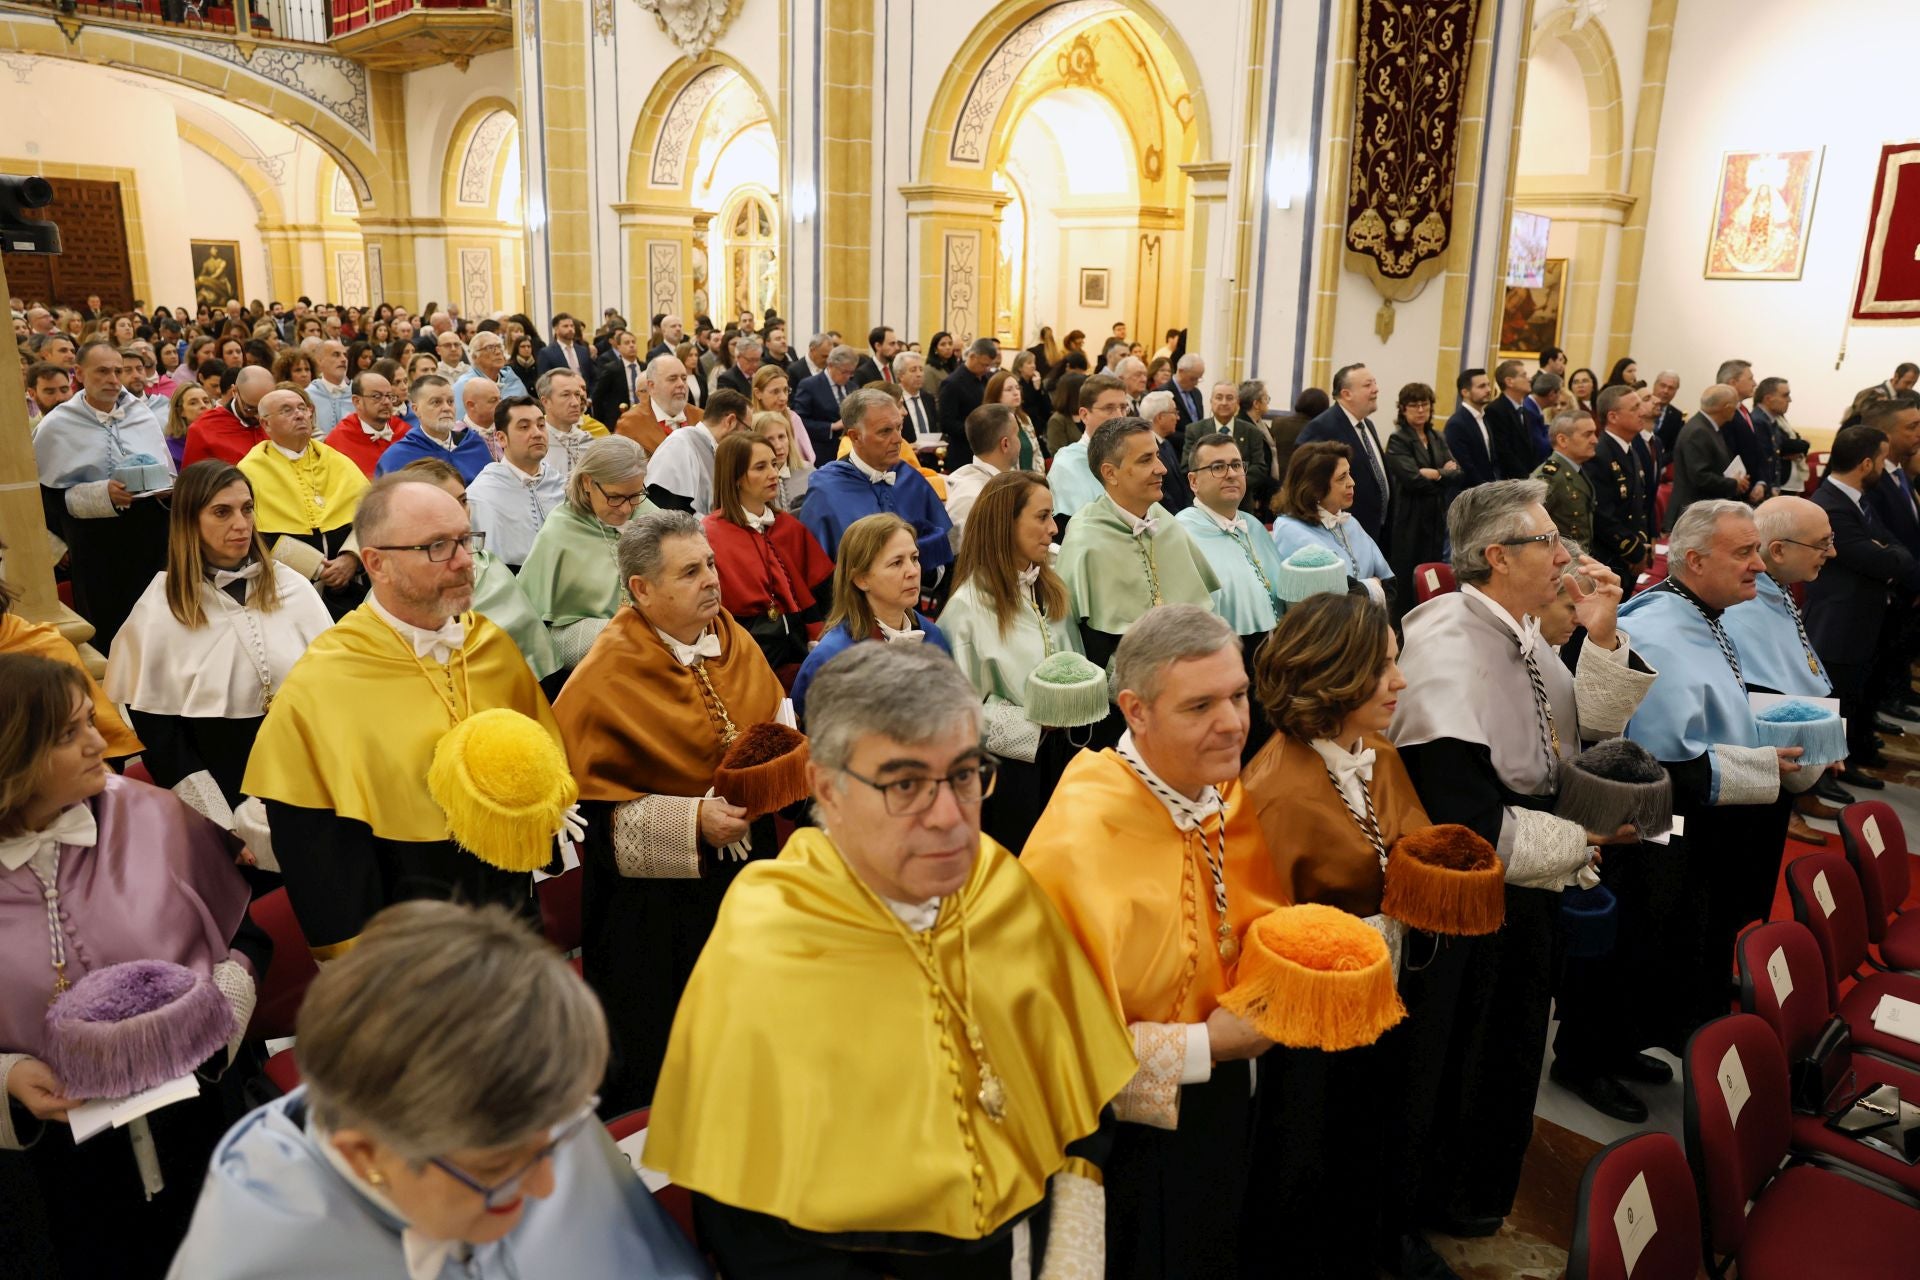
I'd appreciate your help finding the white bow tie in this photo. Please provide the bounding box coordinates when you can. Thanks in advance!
[0,804,96,872]
[1018,564,1041,590]
[743,507,778,534]
[875,617,924,644]
[211,562,262,589]
[405,617,465,664]
[861,466,897,486]
[361,418,394,442]
[1317,507,1351,530]
[1130,518,1158,539]
[664,416,686,429]
[1517,614,1544,657]
[662,630,723,666]
[1323,744,1378,788]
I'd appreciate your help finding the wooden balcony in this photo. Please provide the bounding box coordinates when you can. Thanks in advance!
[326,0,510,71]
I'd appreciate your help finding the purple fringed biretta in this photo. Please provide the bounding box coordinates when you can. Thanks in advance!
[44,960,234,1099]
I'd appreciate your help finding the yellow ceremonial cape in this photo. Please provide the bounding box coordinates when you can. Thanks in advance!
[241,604,559,841]
[237,439,369,535]
[646,827,1137,1241]
[0,613,142,757]
[1023,749,1284,1025]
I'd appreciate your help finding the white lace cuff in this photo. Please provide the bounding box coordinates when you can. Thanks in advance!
[232,796,279,873]
[611,796,702,878]
[1712,744,1781,807]
[1112,1022,1206,1129]
[173,770,236,830]
[211,960,256,1066]
[0,1053,39,1151]
[1574,631,1656,739]
[1501,806,1592,889]
[982,695,1041,764]
[1039,1168,1105,1280]
[551,616,610,668]
[64,480,118,520]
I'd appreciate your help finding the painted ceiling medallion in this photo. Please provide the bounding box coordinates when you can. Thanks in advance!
[634,0,744,60]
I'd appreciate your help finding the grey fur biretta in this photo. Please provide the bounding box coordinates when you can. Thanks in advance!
[1554,738,1673,839]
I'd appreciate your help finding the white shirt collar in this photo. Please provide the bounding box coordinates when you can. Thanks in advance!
[502,457,545,484]
[0,803,95,873]
[271,442,307,461]
[1108,496,1156,536]
[847,449,896,485]
[652,399,686,426]
[317,376,348,395]
[418,426,458,452]
[881,895,942,932]
[367,593,466,663]
[1827,476,1865,509]
[1200,502,1245,533]
[1340,403,1367,429]
[1465,401,1486,423]
[654,625,721,666]
[1460,582,1543,652]
[875,614,924,643]
[1114,730,1223,831]
[742,505,777,534]
[313,1120,468,1280]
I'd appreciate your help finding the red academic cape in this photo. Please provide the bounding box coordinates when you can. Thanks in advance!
[703,510,835,624]
[326,412,413,477]
[183,403,266,466]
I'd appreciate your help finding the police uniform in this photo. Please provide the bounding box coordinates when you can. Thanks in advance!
[1532,451,1594,548]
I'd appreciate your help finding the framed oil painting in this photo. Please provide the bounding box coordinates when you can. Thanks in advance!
[1498,257,1566,360]
[1704,148,1824,280]
[1078,267,1109,308]
[190,240,243,310]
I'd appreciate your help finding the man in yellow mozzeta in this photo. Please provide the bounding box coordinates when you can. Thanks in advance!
[646,641,1137,1275]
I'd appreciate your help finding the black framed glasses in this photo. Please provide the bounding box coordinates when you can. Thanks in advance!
[427,1096,599,1210]
[370,532,485,562]
[1195,460,1246,477]
[591,478,647,509]
[1780,535,1836,553]
[1500,530,1562,550]
[840,758,998,816]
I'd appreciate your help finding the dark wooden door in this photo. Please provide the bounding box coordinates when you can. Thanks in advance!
[1,176,133,310]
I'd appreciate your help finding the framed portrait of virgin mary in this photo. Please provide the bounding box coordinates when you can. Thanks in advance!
[1704,149,1824,281]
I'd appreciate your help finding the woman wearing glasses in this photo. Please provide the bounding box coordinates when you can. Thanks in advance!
[107,462,332,825]
[1271,442,1396,613]
[169,901,707,1278]
[789,513,952,724]
[703,431,834,684]
[518,436,657,672]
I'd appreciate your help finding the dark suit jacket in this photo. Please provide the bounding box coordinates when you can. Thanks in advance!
[1483,395,1536,480]
[535,340,596,377]
[853,355,892,388]
[716,365,753,399]
[1520,397,1550,465]
[787,356,824,386]
[1665,414,1741,530]
[1169,382,1207,430]
[938,367,991,471]
[790,371,848,458]
[1296,404,1390,542]
[1156,436,1193,513]
[1443,405,1497,487]
[1654,404,1686,459]
[590,357,649,427]
[1807,483,1920,664]
[1865,465,1920,556]
[1583,430,1653,577]
[900,392,937,443]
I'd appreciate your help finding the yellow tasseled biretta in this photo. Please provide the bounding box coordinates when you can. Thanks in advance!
[1381,823,1506,936]
[427,708,579,872]
[1218,904,1405,1051]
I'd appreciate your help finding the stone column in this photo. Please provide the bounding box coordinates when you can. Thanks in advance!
[818,0,876,338]
[613,202,699,331]
[0,254,85,648]
[900,184,1009,348]
[1180,162,1232,377]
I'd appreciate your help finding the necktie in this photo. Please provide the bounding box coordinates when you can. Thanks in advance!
[0,803,96,872]
[1359,417,1389,497]
[563,345,579,374]
[832,380,846,406]
[628,363,639,401]
[1899,468,1918,521]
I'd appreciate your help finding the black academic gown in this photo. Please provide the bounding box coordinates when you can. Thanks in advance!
[42,487,168,652]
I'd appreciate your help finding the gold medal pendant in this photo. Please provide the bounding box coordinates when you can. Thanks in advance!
[1810,655,1821,676]
[1218,923,1239,963]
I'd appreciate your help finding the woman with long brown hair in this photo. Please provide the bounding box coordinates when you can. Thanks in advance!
[702,431,834,682]
[937,469,1082,849]
[106,460,331,818]
[984,367,1044,473]
[789,513,951,722]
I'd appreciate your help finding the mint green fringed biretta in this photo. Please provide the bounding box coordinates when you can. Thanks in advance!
[1024,652,1110,728]
[1753,699,1848,769]
[1274,544,1349,603]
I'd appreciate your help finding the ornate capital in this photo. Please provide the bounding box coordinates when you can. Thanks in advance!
[633,0,743,60]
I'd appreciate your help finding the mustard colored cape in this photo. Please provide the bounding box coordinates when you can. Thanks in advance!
[645,827,1136,1240]
[1022,748,1285,1025]
[240,604,560,841]
[0,613,142,757]
[237,439,369,535]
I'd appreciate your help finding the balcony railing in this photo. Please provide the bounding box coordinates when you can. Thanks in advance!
[3,0,330,45]
[2,0,506,60]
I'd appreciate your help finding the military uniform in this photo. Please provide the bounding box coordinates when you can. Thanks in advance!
[1532,451,1595,548]
[1582,430,1654,585]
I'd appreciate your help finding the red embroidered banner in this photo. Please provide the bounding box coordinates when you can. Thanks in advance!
[1852,140,1920,323]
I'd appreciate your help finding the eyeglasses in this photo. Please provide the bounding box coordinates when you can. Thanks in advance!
[1195,460,1246,477]
[370,532,485,562]
[428,1096,599,1210]
[1780,535,1836,552]
[839,758,998,816]
[591,478,647,509]
[1500,530,1562,550]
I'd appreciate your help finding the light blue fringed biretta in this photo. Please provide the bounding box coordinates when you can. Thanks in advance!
[1753,699,1848,769]
[1273,544,1350,604]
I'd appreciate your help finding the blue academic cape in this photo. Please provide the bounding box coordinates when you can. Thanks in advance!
[797,458,954,569]
[1175,505,1288,634]
[166,1089,708,1279]
[1617,585,1759,803]
[1721,572,1831,696]
[790,617,951,725]
[1046,440,1105,518]
[374,426,494,482]
[1271,513,1393,584]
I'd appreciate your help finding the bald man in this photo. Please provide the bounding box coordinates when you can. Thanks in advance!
[1664,384,1747,530]
[614,353,692,455]
[185,364,275,465]
[238,387,370,617]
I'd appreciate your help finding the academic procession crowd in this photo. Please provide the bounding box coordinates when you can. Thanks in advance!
[11,288,1920,1279]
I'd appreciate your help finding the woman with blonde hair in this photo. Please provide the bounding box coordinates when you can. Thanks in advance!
[937,469,1082,848]
[1240,590,1442,1278]
[517,435,657,670]
[164,379,214,469]
[789,512,951,721]
[703,430,833,680]
[108,460,331,819]
[751,409,812,509]
[169,901,706,1277]
[751,361,816,464]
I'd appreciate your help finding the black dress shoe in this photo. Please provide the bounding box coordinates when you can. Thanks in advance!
[1880,698,1920,720]
[1550,1062,1649,1123]
[1611,1052,1674,1085]
[1817,776,1856,804]
[1425,1212,1504,1240]
[1837,768,1887,790]
[1380,1230,1462,1280]
[1875,716,1908,736]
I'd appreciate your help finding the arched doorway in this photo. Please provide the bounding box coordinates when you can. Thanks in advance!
[914,0,1209,352]
[441,99,524,318]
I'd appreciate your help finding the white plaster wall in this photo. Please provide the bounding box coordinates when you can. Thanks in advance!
[1517,39,1589,180]
[1634,0,1920,427]
[401,49,520,220]
[177,147,272,308]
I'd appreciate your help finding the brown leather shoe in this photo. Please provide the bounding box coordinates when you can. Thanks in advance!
[1877,735,1920,765]
[1788,816,1827,845]
[1797,794,1843,820]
